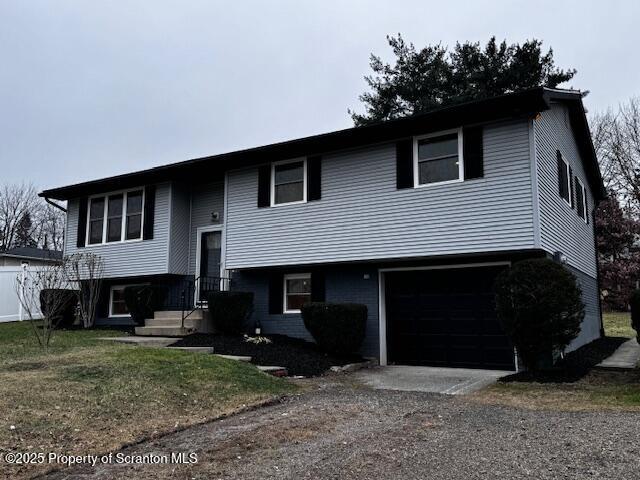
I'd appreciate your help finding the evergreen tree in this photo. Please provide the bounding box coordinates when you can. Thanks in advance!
[15,212,36,248]
[351,35,576,125]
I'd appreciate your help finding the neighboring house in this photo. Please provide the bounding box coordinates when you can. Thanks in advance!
[0,247,63,267]
[40,87,605,370]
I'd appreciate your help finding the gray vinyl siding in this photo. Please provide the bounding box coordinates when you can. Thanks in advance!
[225,120,536,269]
[64,183,171,278]
[534,103,597,277]
[187,181,225,275]
[231,265,380,358]
[168,182,191,275]
[566,264,602,352]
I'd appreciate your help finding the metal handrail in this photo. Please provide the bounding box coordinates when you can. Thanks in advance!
[180,275,230,329]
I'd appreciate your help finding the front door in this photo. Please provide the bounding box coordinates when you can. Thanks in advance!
[198,230,222,302]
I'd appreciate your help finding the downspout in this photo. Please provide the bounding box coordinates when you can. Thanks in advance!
[44,197,67,213]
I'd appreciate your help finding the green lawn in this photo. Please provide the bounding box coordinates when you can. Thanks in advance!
[603,311,636,338]
[0,322,294,479]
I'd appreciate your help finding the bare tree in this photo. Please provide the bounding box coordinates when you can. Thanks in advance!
[64,252,104,328]
[591,97,640,216]
[0,183,40,250]
[15,263,69,350]
[0,183,66,251]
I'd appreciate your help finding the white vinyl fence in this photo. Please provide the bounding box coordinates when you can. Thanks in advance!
[0,266,43,322]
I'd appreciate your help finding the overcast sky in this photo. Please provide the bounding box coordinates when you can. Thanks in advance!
[1,1,639,191]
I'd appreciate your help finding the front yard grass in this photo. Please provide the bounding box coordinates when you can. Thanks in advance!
[471,369,640,411]
[0,322,295,479]
[603,311,636,338]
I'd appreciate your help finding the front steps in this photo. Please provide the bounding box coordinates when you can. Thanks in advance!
[134,309,213,337]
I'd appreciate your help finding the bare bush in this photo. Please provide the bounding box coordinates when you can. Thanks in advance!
[63,252,104,328]
[15,263,68,349]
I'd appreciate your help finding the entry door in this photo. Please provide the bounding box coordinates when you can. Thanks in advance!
[198,230,222,301]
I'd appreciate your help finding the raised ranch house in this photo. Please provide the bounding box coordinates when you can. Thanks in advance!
[40,88,605,371]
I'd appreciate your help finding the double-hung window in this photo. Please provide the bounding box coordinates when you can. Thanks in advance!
[87,189,144,245]
[272,159,306,205]
[558,154,572,206]
[575,177,587,222]
[283,273,311,313]
[414,130,463,186]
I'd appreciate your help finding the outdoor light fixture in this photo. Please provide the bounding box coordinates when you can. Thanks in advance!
[553,251,568,264]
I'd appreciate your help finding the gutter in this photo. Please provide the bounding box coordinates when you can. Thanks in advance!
[44,197,67,213]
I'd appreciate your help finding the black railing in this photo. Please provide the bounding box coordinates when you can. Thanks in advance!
[163,275,230,329]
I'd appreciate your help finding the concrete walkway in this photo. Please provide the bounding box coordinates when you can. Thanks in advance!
[353,365,512,395]
[596,338,640,370]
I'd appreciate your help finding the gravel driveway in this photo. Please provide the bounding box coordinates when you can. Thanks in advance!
[44,380,640,480]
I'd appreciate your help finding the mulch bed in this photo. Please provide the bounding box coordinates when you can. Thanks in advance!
[501,336,629,383]
[169,333,364,377]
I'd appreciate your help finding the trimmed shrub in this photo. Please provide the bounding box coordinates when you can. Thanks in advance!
[39,289,78,328]
[207,291,254,335]
[301,302,367,355]
[630,290,640,341]
[123,285,168,325]
[494,258,584,372]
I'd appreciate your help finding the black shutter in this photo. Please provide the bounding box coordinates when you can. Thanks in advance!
[585,194,590,224]
[268,272,283,314]
[396,139,414,189]
[76,197,88,248]
[143,185,156,240]
[557,151,564,197]
[569,166,575,209]
[257,165,271,208]
[307,156,322,201]
[311,270,325,302]
[463,126,484,179]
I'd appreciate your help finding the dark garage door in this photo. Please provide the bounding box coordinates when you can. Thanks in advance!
[385,266,515,370]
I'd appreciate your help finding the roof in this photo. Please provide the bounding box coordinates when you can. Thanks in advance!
[40,87,606,202]
[0,247,63,262]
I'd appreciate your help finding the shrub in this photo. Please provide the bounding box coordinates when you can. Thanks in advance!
[39,289,79,328]
[301,302,367,355]
[630,290,640,341]
[494,258,584,372]
[207,291,254,335]
[123,285,168,325]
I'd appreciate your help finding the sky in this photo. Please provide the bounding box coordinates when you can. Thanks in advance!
[1,0,639,190]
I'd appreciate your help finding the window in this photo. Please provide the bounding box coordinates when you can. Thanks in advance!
[88,197,105,245]
[283,273,311,313]
[558,154,572,206]
[86,189,144,245]
[414,130,463,186]
[272,159,306,205]
[109,284,147,317]
[125,190,143,240]
[109,286,129,317]
[576,177,587,222]
[106,194,123,242]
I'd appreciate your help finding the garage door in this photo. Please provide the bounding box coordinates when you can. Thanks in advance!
[385,266,515,370]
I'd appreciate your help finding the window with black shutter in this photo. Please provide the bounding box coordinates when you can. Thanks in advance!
[557,151,571,206]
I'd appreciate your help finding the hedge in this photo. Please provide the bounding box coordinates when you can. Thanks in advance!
[207,291,254,335]
[301,302,367,355]
[39,289,79,328]
[123,285,168,325]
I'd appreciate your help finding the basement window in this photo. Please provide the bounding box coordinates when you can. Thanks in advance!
[109,284,147,318]
[283,273,311,313]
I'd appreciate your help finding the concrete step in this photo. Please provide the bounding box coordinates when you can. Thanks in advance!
[154,309,204,321]
[134,326,193,337]
[215,354,252,362]
[257,365,288,377]
[145,318,186,327]
[167,346,214,354]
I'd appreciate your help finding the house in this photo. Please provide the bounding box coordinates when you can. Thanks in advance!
[40,87,605,370]
[0,247,63,267]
